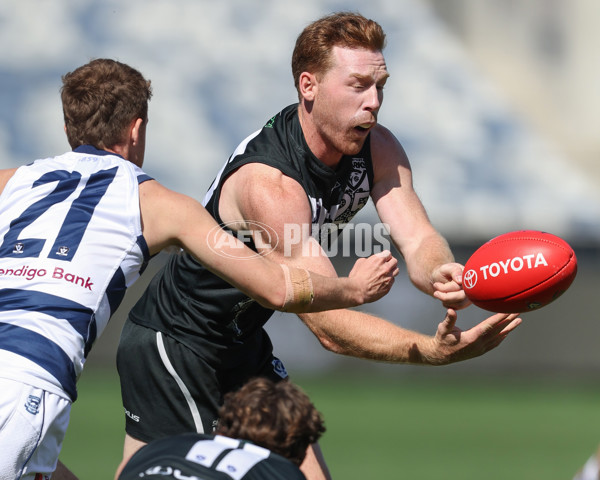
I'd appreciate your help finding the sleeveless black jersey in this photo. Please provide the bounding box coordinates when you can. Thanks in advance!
[128,104,374,367]
[118,433,306,480]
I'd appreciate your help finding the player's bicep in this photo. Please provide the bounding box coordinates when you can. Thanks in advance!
[230,164,337,277]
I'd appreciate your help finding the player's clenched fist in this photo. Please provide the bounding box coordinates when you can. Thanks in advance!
[348,250,399,304]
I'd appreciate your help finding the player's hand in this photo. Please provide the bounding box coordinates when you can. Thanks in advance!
[349,250,399,304]
[431,262,471,310]
[430,308,522,365]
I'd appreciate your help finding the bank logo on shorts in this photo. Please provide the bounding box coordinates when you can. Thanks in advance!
[24,395,41,415]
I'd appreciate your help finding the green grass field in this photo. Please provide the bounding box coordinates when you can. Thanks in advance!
[60,367,600,479]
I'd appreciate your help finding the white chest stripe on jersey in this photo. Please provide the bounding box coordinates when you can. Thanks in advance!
[184,435,270,479]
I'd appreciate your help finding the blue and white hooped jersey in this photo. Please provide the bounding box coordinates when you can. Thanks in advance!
[0,146,151,401]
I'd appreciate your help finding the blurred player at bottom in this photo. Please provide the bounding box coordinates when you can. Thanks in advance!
[117,377,324,480]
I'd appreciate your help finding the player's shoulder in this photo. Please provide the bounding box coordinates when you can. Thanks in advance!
[229,162,306,206]
[369,123,411,180]
[236,162,297,187]
[370,124,406,158]
[0,167,18,194]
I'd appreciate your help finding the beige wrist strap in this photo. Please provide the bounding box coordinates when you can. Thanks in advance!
[280,264,314,311]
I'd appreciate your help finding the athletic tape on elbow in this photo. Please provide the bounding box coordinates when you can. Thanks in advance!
[280,264,314,310]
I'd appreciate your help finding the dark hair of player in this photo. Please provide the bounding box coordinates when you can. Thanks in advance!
[216,377,326,466]
[61,58,152,150]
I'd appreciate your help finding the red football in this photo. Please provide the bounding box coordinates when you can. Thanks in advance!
[463,230,577,313]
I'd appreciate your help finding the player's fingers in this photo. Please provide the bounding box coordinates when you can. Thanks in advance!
[443,297,472,311]
[379,253,398,277]
[499,317,522,334]
[485,312,516,326]
[450,265,464,285]
[381,260,397,277]
[433,280,461,293]
[434,289,464,302]
[385,254,398,269]
[481,314,522,337]
[439,308,457,333]
[434,289,471,311]
[436,262,464,282]
[474,313,507,337]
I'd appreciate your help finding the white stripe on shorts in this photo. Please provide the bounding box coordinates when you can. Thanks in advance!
[155,332,204,433]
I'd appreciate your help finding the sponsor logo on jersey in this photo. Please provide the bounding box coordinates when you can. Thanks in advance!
[0,263,94,290]
[55,246,70,257]
[272,358,288,379]
[125,408,140,422]
[348,158,367,189]
[265,114,277,128]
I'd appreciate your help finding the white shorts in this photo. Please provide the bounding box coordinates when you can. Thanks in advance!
[0,378,71,480]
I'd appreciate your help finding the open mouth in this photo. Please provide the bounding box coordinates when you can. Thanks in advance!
[355,123,372,132]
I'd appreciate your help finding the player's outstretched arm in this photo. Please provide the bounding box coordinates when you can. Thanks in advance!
[370,126,470,310]
[138,180,397,313]
[215,160,518,365]
[299,307,521,365]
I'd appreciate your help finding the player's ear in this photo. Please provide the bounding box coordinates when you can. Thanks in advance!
[130,118,144,146]
[298,72,317,101]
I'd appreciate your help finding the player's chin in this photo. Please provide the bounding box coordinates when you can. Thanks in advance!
[344,131,369,151]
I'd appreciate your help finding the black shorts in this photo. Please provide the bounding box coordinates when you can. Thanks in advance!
[116,320,288,443]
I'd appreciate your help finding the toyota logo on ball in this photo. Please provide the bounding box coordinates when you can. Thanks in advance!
[463,269,478,289]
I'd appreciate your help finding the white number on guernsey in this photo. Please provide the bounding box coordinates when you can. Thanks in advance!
[0,168,117,261]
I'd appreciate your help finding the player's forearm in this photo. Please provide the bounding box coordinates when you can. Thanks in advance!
[404,233,455,295]
[299,273,365,312]
[278,267,379,313]
[298,309,441,365]
[281,250,397,312]
[208,260,364,314]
